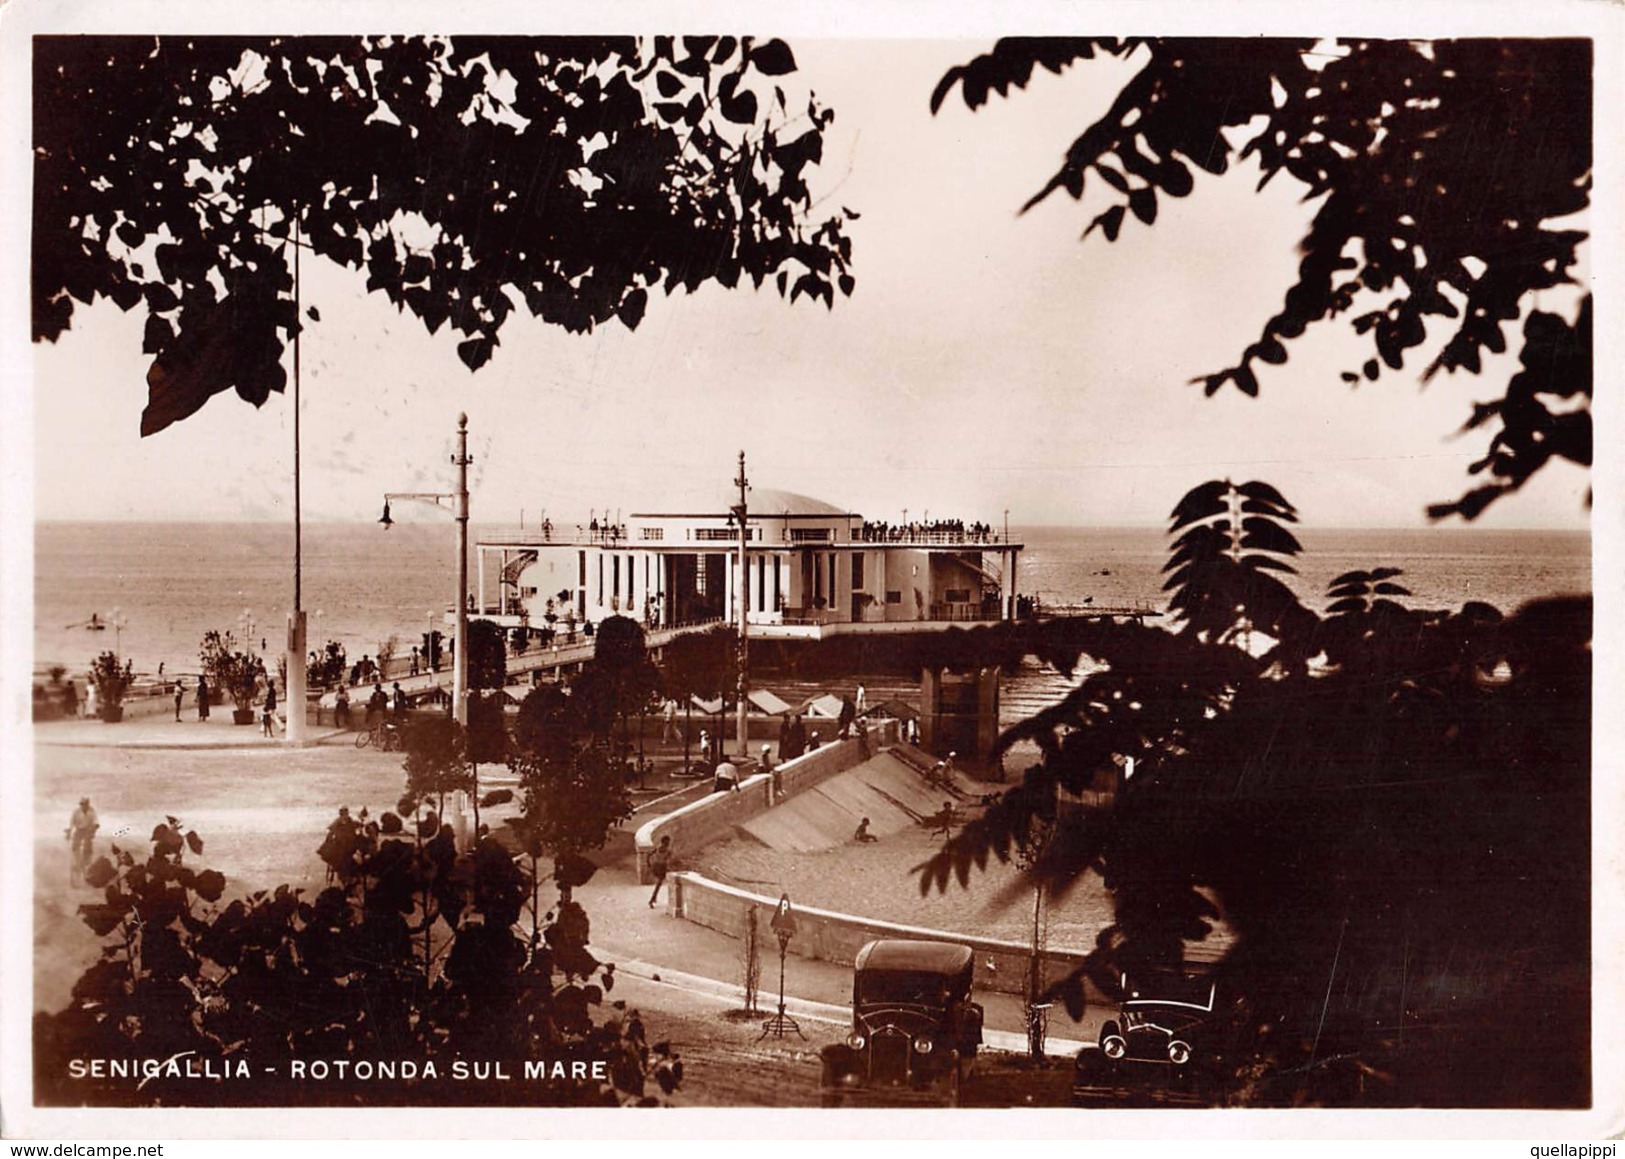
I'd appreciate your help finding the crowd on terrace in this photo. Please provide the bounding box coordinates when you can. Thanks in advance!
[856,519,1002,544]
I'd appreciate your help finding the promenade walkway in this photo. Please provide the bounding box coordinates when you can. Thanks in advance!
[34,712,347,750]
[33,719,1095,1056]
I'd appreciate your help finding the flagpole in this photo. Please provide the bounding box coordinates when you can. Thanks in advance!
[285,210,309,745]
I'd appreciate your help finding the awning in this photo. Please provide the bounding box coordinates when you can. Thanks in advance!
[748,688,793,715]
[802,693,845,719]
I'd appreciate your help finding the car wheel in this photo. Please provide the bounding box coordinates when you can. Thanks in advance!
[1100,1020,1127,1061]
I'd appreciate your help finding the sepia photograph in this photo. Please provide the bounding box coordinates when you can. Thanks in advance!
[1,0,1618,1142]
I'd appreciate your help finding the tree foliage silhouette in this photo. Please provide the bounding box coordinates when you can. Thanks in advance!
[913,479,1590,1106]
[33,35,855,435]
[932,38,1592,519]
[34,816,680,1106]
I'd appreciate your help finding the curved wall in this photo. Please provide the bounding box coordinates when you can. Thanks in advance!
[633,722,898,884]
[665,871,1100,1000]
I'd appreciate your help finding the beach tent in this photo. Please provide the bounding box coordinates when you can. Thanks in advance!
[803,693,845,719]
[747,688,793,715]
[866,696,920,723]
[690,694,723,715]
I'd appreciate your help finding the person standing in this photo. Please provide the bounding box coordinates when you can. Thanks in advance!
[782,713,806,760]
[410,646,421,676]
[67,797,98,885]
[84,678,97,721]
[662,698,678,743]
[391,681,408,720]
[62,679,79,718]
[334,684,351,729]
[262,679,278,736]
[760,744,781,799]
[173,680,184,722]
[196,674,210,721]
[647,836,673,908]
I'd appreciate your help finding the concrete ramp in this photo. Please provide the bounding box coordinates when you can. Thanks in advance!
[739,751,959,853]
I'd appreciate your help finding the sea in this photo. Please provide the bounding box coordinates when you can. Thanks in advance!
[33,522,1591,702]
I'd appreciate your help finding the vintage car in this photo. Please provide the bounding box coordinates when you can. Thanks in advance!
[820,939,984,1106]
[1073,971,1221,1105]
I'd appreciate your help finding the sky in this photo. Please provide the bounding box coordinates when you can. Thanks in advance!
[19,33,1595,532]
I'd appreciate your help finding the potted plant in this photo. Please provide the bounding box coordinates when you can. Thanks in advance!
[200,630,262,725]
[90,651,132,723]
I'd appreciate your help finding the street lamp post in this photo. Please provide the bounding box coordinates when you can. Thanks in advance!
[379,414,472,726]
[732,451,750,758]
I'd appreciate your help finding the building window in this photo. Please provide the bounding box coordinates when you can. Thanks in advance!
[885,590,902,604]
[639,527,663,541]
[790,528,830,542]
[851,553,864,588]
[945,588,971,603]
[598,555,604,605]
[696,527,752,541]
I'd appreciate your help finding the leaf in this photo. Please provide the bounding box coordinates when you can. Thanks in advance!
[1093,204,1126,242]
[655,69,683,98]
[1128,187,1157,224]
[194,869,227,902]
[721,88,759,125]
[79,904,126,938]
[186,830,204,855]
[617,287,648,331]
[749,39,797,76]
[142,313,174,355]
[306,305,321,322]
[83,856,117,890]
[457,336,496,371]
[1253,336,1288,364]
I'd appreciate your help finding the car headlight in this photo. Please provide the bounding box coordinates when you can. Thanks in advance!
[1168,1040,1192,1065]
[1101,1034,1127,1060]
[913,1036,934,1055]
[846,1032,866,1050]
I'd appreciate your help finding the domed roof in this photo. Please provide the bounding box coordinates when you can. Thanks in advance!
[629,487,853,518]
[746,489,852,517]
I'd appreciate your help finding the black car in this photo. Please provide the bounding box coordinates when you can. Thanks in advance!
[820,939,984,1106]
[1073,971,1221,1105]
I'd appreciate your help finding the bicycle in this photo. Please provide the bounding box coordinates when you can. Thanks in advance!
[354,720,403,751]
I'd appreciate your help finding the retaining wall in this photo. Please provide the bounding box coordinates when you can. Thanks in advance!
[633,721,898,883]
[666,871,1102,1001]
